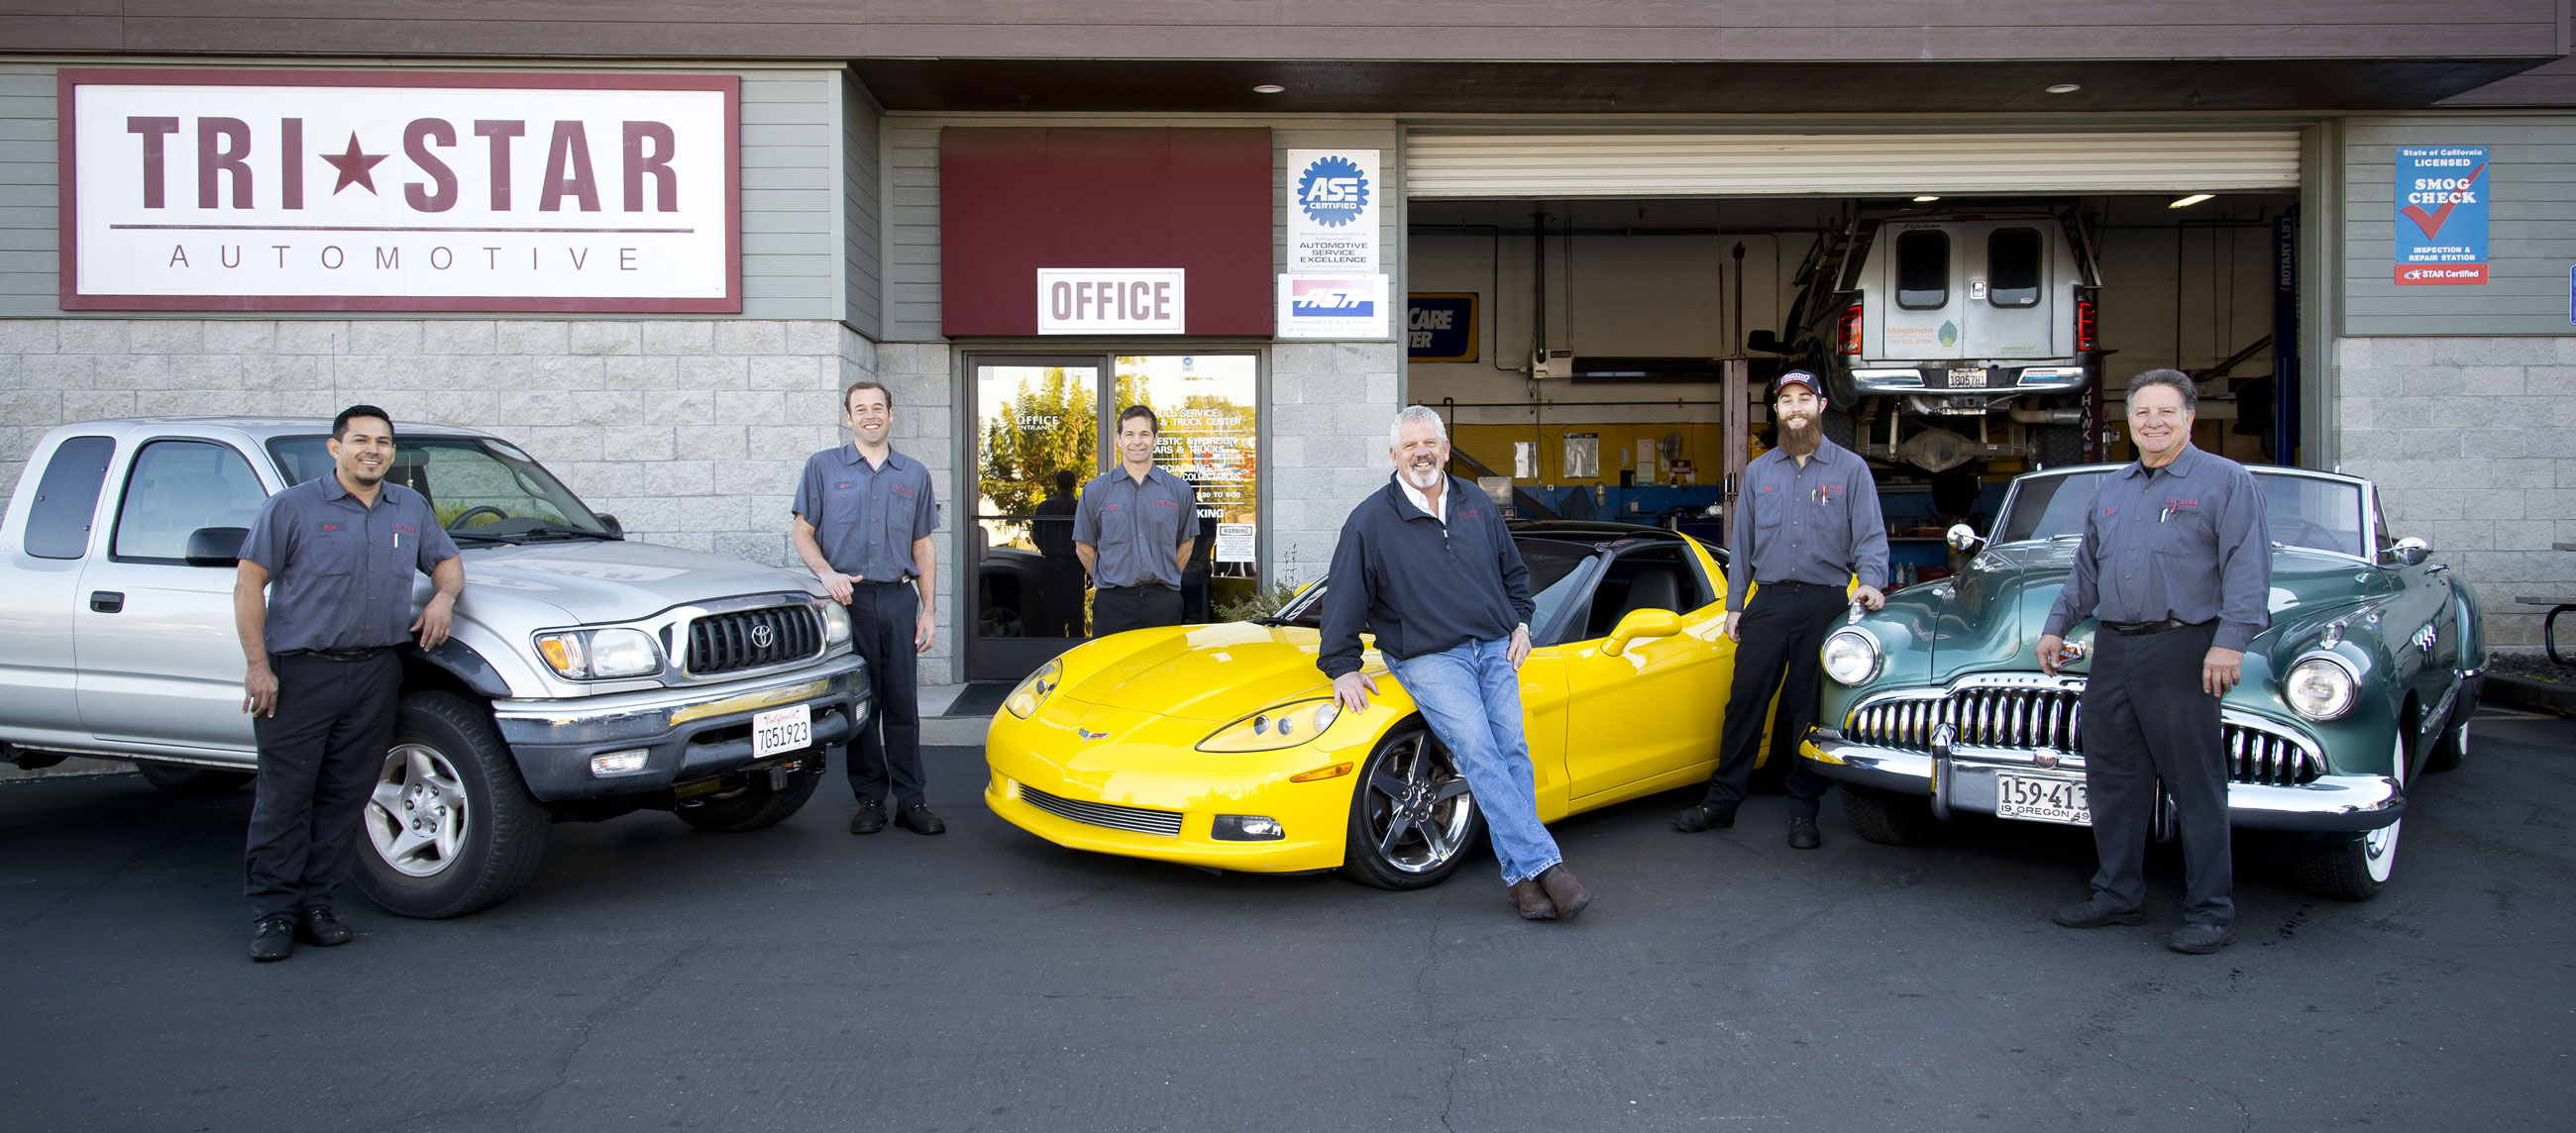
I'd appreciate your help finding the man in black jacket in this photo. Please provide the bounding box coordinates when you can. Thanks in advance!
[1320,406,1592,922]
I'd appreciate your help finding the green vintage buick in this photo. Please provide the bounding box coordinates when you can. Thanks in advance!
[1802,464,2481,902]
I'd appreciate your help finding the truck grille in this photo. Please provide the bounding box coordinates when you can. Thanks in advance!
[1019,784,1184,837]
[1843,682,2324,786]
[686,605,824,675]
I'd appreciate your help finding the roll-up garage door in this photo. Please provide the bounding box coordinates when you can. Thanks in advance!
[1405,132,2302,199]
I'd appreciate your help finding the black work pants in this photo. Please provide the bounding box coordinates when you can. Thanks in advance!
[1092,584,1183,637]
[845,582,924,807]
[2082,620,2234,926]
[1699,580,1844,818]
[245,650,402,921]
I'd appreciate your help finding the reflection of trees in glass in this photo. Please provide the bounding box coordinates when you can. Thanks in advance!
[980,367,1132,516]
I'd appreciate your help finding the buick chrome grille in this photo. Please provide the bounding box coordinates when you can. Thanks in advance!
[1019,784,1185,837]
[686,604,825,676]
[1842,679,2324,785]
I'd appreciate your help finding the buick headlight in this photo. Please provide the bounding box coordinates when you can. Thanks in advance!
[823,601,852,646]
[534,627,663,679]
[2285,657,2358,720]
[1198,698,1342,753]
[1006,659,1061,720]
[1820,629,1881,686]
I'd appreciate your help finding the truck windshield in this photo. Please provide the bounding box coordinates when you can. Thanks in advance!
[268,434,615,541]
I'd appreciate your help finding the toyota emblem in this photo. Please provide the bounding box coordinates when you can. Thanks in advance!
[750,623,775,650]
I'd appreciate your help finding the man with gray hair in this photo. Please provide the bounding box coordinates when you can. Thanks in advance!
[1317,405,1593,922]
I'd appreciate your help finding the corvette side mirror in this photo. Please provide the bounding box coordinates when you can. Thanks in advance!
[2388,537,2430,566]
[1946,523,1984,552]
[1605,609,1684,657]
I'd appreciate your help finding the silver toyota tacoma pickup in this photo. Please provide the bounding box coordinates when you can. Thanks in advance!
[0,417,869,918]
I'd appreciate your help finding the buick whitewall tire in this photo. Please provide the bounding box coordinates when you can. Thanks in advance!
[1341,723,1483,890]
[1842,784,1939,846]
[355,691,549,919]
[2293,732,2407,902]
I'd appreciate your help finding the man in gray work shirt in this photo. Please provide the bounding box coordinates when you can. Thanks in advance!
[1675,370,1887,849]
[795,380,944,836]
[1073,405,1198,637]
[2038,368,2269,955]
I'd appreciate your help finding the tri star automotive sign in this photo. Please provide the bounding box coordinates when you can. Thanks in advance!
[59,70,739,311]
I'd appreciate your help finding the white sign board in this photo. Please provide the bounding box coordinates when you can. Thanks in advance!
[1036,267,1186,334]
[1287,149,1380,272]
[1275,273,1389,340]
[1214,523,1256,564]
[62,70,738,311]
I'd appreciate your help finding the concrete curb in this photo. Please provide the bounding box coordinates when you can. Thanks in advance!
[2484,673,2576,717]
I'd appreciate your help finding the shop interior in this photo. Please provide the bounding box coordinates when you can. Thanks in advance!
[1408,189,2300,589]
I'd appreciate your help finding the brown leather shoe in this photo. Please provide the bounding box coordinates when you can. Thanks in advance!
[1508,878,1558,920]
[1537,864,1592,921]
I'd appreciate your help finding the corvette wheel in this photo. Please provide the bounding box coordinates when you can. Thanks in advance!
[2294,732,2407,901]
[1340,723,1483,890]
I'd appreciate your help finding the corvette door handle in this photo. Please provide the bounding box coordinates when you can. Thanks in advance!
[89,591,124,613]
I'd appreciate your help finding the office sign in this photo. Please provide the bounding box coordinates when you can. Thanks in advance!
[1275,273,1388,339]
[1407,293,1477,360]
[2394,146,2489,285]
[1036,268,1186,334]
[1287,149,1380,272]
[60,69,739,311]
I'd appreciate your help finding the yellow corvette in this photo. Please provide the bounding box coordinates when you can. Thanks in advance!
[984,520,1773,888]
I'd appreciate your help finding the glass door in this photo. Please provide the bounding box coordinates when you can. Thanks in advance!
[969,359,1104,679]
[1119,355,1261,622]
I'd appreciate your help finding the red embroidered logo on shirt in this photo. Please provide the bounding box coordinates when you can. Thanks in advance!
[891,484,915,498]
[837,481,852,489]
[2164,497,2200,510]
[320,523,340,531]
[1154,499,1178,510]
[392,522,417,536]
[1819,483,1845,502]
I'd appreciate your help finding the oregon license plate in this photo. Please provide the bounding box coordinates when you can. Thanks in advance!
[1993,771,2090,826]
[752,703,812,758]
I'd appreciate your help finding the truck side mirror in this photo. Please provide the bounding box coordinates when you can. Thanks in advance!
[595,513,625,539]
[1745,330,1783,354]
[185,527,248,567]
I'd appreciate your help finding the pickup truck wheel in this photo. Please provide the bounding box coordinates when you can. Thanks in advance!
[1340,723,1483,891]
[1842,784,1938,846]
[675,767,822,833]
[1821,407,1857,451]
[2036,423,2087,467]
[355,691,549,919]
[135,762,253,796]
[2292,733,2406,901]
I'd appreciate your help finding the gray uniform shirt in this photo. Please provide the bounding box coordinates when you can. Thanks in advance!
[1726,439,1890,612]
[240,474,460,654]
[2042,445,2271,652]
[1071,465,1199,590]
[794,446,940,581]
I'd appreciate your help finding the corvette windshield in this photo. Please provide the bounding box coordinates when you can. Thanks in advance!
[1269,537,1595,631]
[1998,469,2366,558]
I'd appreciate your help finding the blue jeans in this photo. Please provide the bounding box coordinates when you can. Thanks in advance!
[1385,637,1563,885]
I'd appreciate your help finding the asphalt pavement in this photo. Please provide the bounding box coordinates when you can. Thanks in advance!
[3,704,2571,1133]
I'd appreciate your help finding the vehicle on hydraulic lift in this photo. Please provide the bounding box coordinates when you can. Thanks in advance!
[1749,204,2104,473]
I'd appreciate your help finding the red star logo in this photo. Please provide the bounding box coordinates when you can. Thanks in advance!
[320,133,388,196]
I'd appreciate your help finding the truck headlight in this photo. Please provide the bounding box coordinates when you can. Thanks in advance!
[1006,659,1061,719]
[535,627,664,679]
[2284,657,2359,720]
[823,601,852,646]
[1820,629,1881,686]
[1198,699,1341,753]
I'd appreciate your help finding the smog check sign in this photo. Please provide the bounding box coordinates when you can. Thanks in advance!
[59,70,739,311]
[2393,146,2488,286]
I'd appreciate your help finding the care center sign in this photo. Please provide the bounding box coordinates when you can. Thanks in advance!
[60,70,739,311]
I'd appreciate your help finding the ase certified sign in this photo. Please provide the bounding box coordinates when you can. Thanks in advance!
[59,70,740,311]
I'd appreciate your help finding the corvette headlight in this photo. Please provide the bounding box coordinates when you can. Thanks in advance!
[2284,657,2358,720]
[823,601,852,646]
[534,627,663,679]
[1006,659,1061,720]
[1198,698,1342,753]
[1820,628,1881,686]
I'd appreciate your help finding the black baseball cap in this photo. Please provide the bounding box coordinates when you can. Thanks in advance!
[1773,369,1824,396]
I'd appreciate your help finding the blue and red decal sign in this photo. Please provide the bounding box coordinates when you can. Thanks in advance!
[2395,146,2489,285]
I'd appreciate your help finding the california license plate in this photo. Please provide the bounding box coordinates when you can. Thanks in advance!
[1948,368,1989,388]
[752,704,812,758]
[1993,771,2090,826]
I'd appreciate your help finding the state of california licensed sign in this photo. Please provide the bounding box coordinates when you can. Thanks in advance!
[59,70,740,311]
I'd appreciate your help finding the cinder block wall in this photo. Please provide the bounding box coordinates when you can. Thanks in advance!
[1267,342,1401,587]
[2334,335,2576,652]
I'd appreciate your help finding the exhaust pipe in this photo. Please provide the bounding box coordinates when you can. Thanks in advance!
[2008,406,2084,425]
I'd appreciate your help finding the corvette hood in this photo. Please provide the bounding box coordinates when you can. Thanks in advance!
[1063,623,1348,723]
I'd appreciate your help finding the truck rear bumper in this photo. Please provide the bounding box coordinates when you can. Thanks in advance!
[491,656,870,800]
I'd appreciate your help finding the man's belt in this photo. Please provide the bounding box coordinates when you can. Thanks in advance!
[2100,617,2196,636]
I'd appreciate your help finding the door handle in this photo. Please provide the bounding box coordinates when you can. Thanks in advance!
[89,591,124,613]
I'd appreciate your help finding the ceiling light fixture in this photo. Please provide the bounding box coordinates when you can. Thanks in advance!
[2168,193,2213,209]
[1252,84,1286,94]
[2045,83,2082,94]
[1913,195,1941,202]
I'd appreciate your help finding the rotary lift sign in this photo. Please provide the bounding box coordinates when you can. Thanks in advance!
[2394,146,2488,285]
